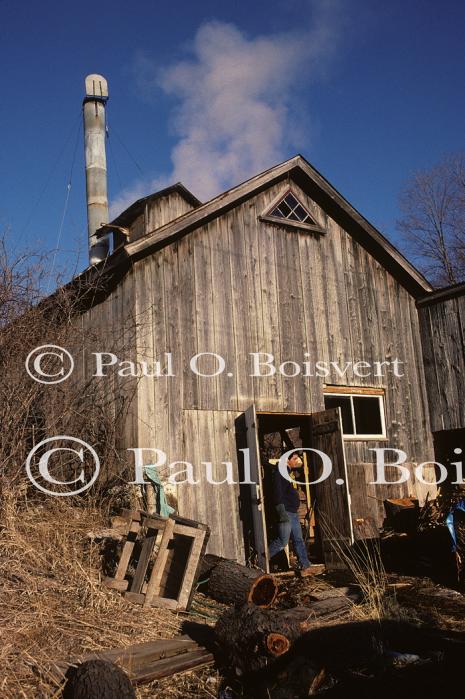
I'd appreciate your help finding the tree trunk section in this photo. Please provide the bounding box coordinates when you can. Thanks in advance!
[207,560,278,608]
[215,599,352,674]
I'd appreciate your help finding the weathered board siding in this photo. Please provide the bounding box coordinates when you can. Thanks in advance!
[419,291,465,432]
[129,192,195,243]
[81,180,435,556]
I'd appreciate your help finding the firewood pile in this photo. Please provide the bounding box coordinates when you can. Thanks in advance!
[214,611,465,698]
[381,493,465,589]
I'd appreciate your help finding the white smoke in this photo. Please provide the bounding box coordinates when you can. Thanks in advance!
[111,1,340,216]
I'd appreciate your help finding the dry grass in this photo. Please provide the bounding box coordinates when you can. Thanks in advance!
[0,488,219,699]
[318,515,398,622]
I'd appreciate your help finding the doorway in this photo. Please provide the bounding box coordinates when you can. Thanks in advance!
[243,405,354,572]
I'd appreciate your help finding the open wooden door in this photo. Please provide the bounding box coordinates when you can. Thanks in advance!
[244,404,269,571]
[310,408,354,569]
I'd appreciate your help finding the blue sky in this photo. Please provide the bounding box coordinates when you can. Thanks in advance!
[1,0,464,280]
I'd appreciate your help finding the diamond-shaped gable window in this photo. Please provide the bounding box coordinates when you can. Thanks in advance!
[268,192,314,224]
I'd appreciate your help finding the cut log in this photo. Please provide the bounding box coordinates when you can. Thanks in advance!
[215,598,352,673]
[63,660,135,699]
[207,559,278,608]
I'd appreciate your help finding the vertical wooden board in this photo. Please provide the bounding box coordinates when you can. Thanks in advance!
[163,243,184,461]
[310,408,353,542]
[228,207,257,410]
[227,409,246,562]
[146,198,162,232]
[134,259,156,449]
[418,306,441,430]
[406,297,434,462]
[242,200,270,408]
[122,269,138,455]
[441,300,463,426]
[143,518,175,606]
[179,409,205,524]
[274,228,307,412]
[455,296,465,424]
[377,267,403,454]
[347,463,379,540]
[385,275,408,452]
[131,525,158,594]
[113,283,130,452]
[209,217,238,410]
[210,410,233,558]
[305,235,331,384]
[315,221,350,388]
[339,233,364,385]
[146,192,194,232]
[256,221,284,410]
[327,222,354,383]
[150,251,170,462]
[177,235,199,410]
[360,252,384,387]
[176,529,207,609]
[395,284,416,455]
[298,233,325,413]
[100,294,116,425]
[211,410,243,560]
[197,409,223,556]
[193,231,217,410]
[245,404,269,571]
[109,285,123,451]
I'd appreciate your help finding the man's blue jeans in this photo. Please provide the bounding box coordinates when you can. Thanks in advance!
[268,511,311,568]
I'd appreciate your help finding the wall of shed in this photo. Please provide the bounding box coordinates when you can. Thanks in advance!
[79,179,436,557]
[128,192,195,243]
[419,293,465,433]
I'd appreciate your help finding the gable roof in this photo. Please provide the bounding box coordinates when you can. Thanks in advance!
[74,154,433,303]
[118,154,431,297]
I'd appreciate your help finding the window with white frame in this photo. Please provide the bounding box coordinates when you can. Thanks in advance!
[323,391,386,439]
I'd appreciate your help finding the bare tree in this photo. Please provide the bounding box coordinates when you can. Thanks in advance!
[397,152,465,287]
[0,234,139,501]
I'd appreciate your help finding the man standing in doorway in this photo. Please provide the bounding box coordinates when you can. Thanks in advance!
[268,451,312,570]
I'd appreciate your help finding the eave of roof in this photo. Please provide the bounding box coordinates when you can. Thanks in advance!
[417,280,465,307]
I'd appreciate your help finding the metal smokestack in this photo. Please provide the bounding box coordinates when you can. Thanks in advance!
[83,74,110,265]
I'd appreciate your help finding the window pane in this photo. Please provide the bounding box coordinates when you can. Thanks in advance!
[277,201,292,217]
[270,206,284,218]
[285,193,299,209]
[294,204,308,221]
[323,395,354,434]
[353,397,383,435]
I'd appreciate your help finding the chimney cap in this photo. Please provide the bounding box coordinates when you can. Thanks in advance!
[84,74,108,100]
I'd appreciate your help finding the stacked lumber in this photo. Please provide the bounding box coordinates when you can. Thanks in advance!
[47,635,214,688]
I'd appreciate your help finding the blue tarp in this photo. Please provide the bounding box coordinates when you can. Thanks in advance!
[445,498,465,551]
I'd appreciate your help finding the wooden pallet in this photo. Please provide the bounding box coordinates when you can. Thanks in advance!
[45,635,214,686]
[104,509,210,611]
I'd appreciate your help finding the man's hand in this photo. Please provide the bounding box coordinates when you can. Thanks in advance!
[275,503,290,523]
